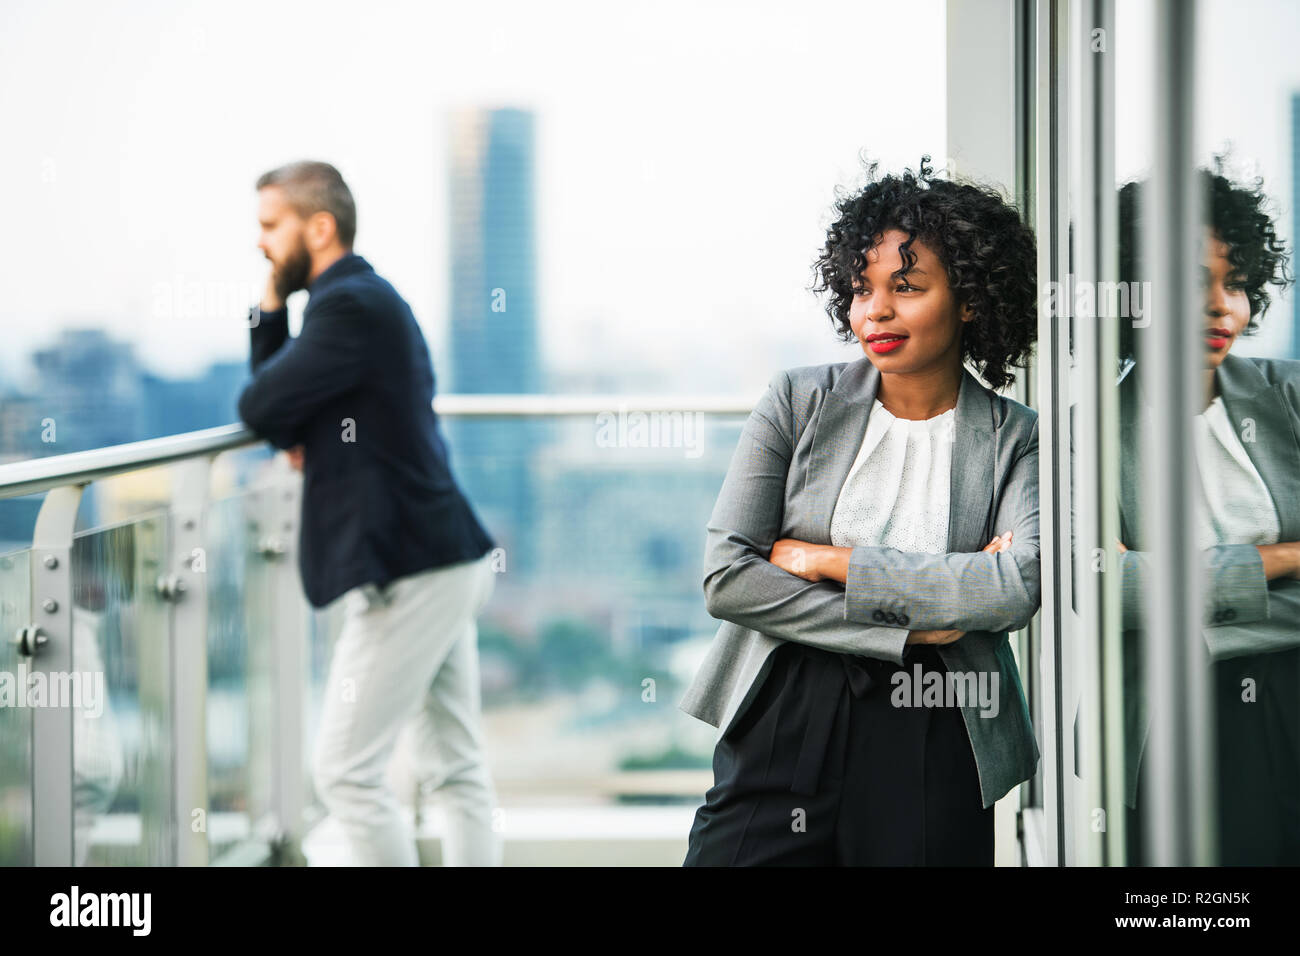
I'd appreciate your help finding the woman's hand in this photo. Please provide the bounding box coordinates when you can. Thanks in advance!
[769,539,832,582]
[1121,540,1300,581]
[904,531,1012,645]
[1255,541,1300,581]
[906,627,966,645]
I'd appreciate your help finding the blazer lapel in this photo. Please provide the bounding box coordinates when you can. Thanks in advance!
[1116,352,1300,546]
[1216,352,1300,542]
[948,366,997,551]
[801,359,876,541]
[802,357,996,551]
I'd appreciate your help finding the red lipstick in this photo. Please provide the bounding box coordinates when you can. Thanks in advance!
[865,332,908,354]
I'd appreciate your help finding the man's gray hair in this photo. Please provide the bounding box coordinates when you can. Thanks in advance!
[256,161,356,248]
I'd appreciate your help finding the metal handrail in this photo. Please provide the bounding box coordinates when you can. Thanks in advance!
[0,390,759,864]
[432,394,756,416]
[0,424,257,499]
[0,394,757,500]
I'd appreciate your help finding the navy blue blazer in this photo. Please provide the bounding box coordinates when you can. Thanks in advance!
[237,253,494,608]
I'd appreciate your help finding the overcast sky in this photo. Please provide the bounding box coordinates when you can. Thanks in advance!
[0,0,948,394]
[0,0,1294,397]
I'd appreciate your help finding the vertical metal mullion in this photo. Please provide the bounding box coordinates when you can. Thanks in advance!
[1071,0,1123,867]
[1015,0,1037,243]
[1012,0,1041,839]
[1144,0,1212,866]
[1070,0,1104,868]
[1092,0,1126,868]
[1032,0,1071,868]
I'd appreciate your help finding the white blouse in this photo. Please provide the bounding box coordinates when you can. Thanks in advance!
[1191,395,1281,552]
[830,399,955,553]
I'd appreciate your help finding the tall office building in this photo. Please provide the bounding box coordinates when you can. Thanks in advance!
[444,108,544,573]
[30,329,146,455]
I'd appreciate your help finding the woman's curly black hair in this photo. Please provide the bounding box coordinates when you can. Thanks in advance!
[810,155,1038,391]
[1118,155,1293,359]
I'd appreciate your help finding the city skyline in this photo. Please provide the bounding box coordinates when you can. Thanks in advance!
[2,0,1296,402]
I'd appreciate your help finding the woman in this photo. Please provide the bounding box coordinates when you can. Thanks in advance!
[679,157,1041,866]
[1114,164,1299,864]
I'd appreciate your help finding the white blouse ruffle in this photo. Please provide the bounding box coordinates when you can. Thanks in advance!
[831,398,955,554]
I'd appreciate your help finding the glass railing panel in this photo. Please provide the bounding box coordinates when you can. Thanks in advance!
[303,599,344,829]
[70,514,171,866]
[441,414,746,806]
[209,447,285,849]
[204,492,253,856]
[0,548,33,865]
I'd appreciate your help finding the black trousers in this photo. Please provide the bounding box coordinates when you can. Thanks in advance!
[684,640,993,866]
[1126,645,1300,865]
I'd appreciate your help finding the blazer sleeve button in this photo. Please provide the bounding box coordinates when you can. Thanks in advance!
[885,612,898,625]
[872,609,885,622]
[898,614,910,626]
[1224,608,1236,621]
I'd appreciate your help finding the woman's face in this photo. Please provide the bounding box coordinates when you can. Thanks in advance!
[848,228,972,375]
[1202,229,1252,372]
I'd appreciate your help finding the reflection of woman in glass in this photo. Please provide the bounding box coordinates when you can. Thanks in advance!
[1116,163,1299,864]
[680,158,1041,865]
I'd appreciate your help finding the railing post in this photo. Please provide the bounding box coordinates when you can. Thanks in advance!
[244,485,276,841]
[243,459,306,861]
[269,467,306,860]
[28,484,83,866]
[167,457,212,866]
[135,510,173,864]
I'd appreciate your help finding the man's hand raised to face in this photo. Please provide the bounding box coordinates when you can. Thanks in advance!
[261,270,285,313]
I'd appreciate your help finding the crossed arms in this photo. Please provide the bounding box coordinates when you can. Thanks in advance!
[702,369,1042,666]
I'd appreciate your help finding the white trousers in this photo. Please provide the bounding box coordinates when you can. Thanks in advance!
[311,552,500,866]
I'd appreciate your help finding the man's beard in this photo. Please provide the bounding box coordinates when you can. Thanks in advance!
[272,240,312,300]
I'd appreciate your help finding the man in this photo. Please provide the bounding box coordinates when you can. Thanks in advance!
[238,161,501,866]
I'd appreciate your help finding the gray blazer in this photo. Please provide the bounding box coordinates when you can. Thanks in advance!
[678,356,1042,809]
[1101,351,1300,807]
